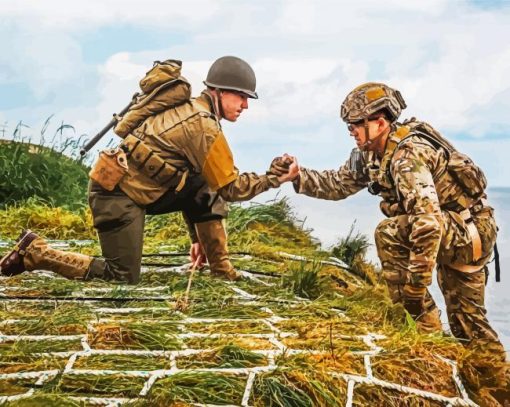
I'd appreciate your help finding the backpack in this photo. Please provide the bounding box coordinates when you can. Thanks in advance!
[88,60,192,192]
[113,59,192,138]
[385,119,487,209]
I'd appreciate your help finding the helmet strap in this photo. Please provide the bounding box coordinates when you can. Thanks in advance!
[209,88,225,120]
[360,117,386,152]
[216,89,226,120]
[360,118,372,149]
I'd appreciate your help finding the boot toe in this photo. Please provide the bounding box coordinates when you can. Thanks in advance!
[211,268,243,281]
[0,251,25,276]
[0,230,39,277]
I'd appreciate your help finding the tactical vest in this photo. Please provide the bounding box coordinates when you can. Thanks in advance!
[374,119,487,212]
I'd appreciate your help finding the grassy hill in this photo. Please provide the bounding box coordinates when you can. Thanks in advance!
[0,138,505,406]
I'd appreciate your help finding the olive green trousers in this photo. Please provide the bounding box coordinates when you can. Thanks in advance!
[87,176,227,284]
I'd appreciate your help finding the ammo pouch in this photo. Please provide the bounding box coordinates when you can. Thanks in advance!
[89,147,129,191]
[121,134,188,192]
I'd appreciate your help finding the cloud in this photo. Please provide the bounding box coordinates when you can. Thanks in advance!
[1,0,510,185]
[0,0,220,30]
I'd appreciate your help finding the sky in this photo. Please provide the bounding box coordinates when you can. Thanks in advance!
[3,0,510,351]
[1,0,510,246]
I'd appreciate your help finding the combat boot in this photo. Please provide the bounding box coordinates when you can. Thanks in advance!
[415,304,443,334]
[0,230,39,276]
[194,220,241,281]
[0,230,92,280]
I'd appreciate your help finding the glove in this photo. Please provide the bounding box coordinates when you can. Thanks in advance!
[403,297,424,319]
[267,156,292,176]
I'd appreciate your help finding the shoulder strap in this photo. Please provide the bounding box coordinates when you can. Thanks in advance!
[404,119,456,153]
[379,125,411,181]
[378,121,453,185]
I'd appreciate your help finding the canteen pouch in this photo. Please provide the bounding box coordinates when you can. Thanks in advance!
[89,147,129,191]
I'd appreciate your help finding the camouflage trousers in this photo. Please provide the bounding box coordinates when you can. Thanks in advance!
[375,205,503,350]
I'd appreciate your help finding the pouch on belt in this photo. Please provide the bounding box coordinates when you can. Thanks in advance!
[89,147,129,191]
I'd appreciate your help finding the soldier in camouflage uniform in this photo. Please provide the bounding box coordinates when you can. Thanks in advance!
[278,83,508,399]
[1,56,288,284]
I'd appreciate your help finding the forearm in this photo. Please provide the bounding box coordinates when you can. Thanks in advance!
[293,167,365,200]
[182,212,199,243]
[218,173,281,202]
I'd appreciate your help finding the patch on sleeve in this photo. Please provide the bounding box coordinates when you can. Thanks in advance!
[202,132,237,191]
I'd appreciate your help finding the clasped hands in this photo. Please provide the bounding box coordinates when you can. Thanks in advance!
[268,154,300,183]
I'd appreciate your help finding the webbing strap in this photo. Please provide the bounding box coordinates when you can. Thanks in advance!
[459,209,482,262]
[174,170,188,192]
[448,263,484,273]
[494,242,501,282]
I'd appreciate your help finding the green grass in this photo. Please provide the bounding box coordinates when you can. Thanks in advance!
[177,344,267,369]
[147,372,246,405]
[0,134,501,405]
[0,119,90,210]
[281,261,329,300]
[330,222,370,266]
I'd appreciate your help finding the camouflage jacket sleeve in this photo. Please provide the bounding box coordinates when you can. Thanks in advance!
[218,171,281,202]
[293,153,369,200]
[390,138,443,300]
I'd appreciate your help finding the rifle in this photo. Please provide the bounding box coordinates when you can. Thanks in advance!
[79,93,139,156]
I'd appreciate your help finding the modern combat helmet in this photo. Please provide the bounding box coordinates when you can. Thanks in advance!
[204,56,258,99]
[340,82,406,123]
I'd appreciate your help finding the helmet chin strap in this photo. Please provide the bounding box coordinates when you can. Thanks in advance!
[359,118,372,150]
[215,89,226,120]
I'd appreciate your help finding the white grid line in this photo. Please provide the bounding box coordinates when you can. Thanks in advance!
[0,275,479,407]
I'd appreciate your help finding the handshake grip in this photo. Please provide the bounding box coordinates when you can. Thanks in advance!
[267,156,293,177]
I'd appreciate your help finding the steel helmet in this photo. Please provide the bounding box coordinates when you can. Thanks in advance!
[204,56,258,99]
[340,82,406,123]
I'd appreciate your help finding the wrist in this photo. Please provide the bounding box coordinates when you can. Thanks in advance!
[266,174,282,187]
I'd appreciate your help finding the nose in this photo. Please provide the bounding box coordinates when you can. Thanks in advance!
[241,97,249,110]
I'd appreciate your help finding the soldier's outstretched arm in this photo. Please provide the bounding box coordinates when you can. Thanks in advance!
[217,166,285,202]
[292,154,368,200]
[217,155,301,201]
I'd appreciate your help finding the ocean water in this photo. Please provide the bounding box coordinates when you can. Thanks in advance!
[277,185,510,354]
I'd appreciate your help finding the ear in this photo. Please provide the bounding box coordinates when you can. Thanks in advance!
[378,117,390,132]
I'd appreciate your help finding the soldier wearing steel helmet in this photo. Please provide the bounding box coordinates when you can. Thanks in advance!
[1,56,293,284]
[277,83,508,400]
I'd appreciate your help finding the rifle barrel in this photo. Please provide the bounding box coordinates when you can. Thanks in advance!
[79,93,139,156]
[79,117,117,156]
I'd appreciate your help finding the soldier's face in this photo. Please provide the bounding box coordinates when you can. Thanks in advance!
[348,120,371,150]
[348,118,385,151]
[220,91,249,122]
